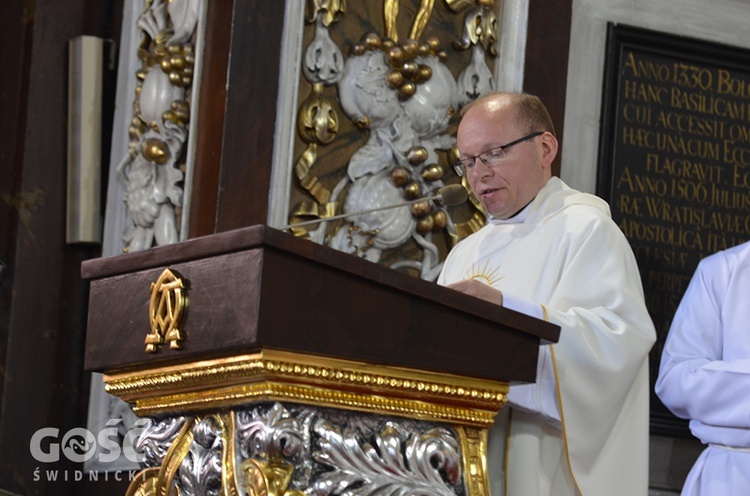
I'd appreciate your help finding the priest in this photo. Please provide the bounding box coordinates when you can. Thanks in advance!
[439,91,656,496]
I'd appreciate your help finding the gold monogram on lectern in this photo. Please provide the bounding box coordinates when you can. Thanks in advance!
[145,268,187,353]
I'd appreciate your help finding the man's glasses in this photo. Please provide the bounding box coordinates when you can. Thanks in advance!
[452,131,544,177]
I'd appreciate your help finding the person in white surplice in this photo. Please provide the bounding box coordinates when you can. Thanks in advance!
[655,240,750,495]
[438,92,656,496]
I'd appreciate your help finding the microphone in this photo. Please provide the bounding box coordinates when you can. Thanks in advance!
[281,184,468,230]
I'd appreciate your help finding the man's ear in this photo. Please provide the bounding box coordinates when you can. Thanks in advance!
[540,132,559,168]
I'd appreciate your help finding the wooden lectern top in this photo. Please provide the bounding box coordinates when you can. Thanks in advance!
[82,225,559,382]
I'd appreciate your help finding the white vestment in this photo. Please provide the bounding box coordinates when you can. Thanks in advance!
[438,177,656,496]
[655,240,750,495]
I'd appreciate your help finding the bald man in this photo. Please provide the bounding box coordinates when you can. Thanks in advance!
[439,92,656,496]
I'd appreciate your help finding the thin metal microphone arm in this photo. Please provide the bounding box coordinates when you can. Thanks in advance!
[281,192,444,230]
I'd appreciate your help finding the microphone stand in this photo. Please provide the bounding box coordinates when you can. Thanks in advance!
[280,192,447,231]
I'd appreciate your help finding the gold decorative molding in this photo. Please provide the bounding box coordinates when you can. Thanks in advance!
[307,0,346,27]
[384,0,437,43]
[124,467,161,496]
[456,425,490,496]
[241,459,305,496]
[126,382,500,426]
[145,268,188,353]
[220,412,240,496]
[104,349,507,426]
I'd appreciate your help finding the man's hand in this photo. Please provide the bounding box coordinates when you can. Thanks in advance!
[446,279,504,306]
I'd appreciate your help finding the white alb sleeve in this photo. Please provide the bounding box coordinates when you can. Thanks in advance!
[502,293,561,429]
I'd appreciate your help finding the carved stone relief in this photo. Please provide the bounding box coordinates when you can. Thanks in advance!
[289,0,500,280]
[117,0,201,253]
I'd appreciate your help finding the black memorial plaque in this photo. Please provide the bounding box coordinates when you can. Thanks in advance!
[598,24,750,435]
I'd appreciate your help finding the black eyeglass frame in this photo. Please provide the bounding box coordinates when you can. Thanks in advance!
[452,131,544,177]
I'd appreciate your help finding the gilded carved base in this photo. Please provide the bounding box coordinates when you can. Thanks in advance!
[125,404,491,496]
[106,350,506,496]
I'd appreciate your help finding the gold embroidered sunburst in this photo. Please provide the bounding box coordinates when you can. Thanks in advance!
[466,260,503,287]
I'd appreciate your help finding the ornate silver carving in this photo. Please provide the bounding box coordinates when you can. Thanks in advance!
[133,402,466,495]
[137,416,188,467]
[236,402,316,488]
[178,416,224,495]
[313,418,462,496]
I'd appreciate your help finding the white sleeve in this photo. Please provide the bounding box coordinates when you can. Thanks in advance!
[502,293,561,429]
[655,257,750,428]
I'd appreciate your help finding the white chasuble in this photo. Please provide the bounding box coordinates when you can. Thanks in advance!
[438,177,656,496]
